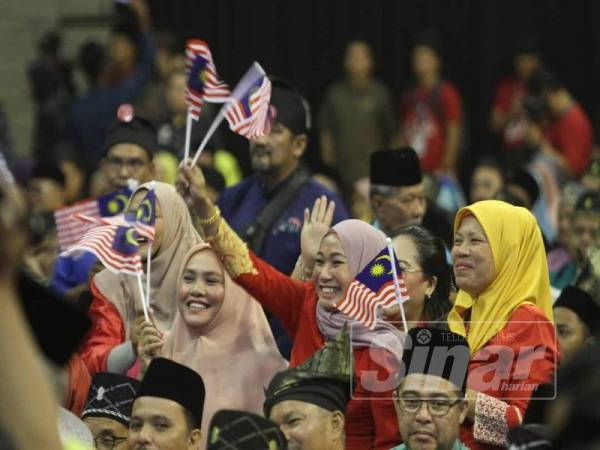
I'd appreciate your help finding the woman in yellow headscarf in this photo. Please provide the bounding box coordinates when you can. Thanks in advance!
[448,200,558,450]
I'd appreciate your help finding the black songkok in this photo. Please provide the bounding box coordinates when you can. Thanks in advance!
[401,327,470,392]
[137,358,206,427]
[370,147,423,187]
[207,410,287,450]
[263,325,353,417]
[269,78,310,136]
[81,372,140,426]
[554,286,600,335]
[104,104,158,158]
[509,168,540,205]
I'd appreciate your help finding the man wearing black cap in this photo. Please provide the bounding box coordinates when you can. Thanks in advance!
[99,104,156,194]
[82,372,141,450]
[264,327,352,450]
[553,286,600,365]
[369,147,427,236]
[207,410,287,450]
[128,358,205,450]
[391,327,470,450]
[218,79,348,358]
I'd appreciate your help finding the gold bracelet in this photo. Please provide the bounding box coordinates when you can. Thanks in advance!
[197,206,221,226]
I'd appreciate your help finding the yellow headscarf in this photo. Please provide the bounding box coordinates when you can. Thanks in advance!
[448,200,553,354]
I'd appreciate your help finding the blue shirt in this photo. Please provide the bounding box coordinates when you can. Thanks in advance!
[219,173,349,275]
[219,172,349,358]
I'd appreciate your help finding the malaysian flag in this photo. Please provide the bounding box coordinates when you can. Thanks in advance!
[54,188,132,251]
[336,247,410,330]
[185,39,231,120]
[224,62,272,139]
[61,222,143,276]
[131,188,156,242]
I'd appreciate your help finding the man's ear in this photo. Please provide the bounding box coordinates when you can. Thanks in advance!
[189,428,202,449]
[293,133,308,159]
[329,411,345,441]
[148,161,156,179]
[370,195,384,213]
[459,399,468,424]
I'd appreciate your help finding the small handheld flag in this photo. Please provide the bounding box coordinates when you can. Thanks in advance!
[55,188,132,252]
[185,39,230,119]
[184,39,231,161]
[223,62,272,139]
[336,245,410,330]
[191,61,271,166]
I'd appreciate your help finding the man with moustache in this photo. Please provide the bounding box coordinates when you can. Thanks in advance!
[391,327,470,450]
[217,78,348,358]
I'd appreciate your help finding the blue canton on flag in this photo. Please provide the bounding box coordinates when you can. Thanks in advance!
[336,247,409,330]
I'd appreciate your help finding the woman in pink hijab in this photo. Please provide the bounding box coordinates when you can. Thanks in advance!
[176,163,403,450]
[137,243,287,449]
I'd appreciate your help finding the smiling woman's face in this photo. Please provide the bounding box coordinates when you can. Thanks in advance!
[178,250,225,330]
[313,233,353,312]
[451,215,495,297]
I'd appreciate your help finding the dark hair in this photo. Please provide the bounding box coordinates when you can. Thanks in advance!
[77,40,105,86]
[473,157,505,184]
[393,225,452,321]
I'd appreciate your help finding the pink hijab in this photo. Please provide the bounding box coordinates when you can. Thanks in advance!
[162,244,287,448]
[316,219,403,359]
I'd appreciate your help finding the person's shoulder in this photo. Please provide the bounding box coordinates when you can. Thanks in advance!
[219,176,257,201]
[301,179,344,201]
[509,303,551,322]
[440,80,461,97]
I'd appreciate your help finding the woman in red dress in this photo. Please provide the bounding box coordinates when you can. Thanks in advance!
[448,200,558,449]
[177,164,402,450]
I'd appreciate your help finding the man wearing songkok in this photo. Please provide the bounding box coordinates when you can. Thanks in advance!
[218,78,348,358]
[128,358,205,450]
[369,147,453,247]
[391,327,470,450]
[81,372,140,450]
[263,326,352,450]
[553,285,600,365]
[207,410,287,450]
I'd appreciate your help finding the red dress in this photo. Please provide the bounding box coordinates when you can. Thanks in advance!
[459,305,559,449]
[79,279,126,375]
[236,253,401,450]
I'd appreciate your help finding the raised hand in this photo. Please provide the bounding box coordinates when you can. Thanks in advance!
[301,195,335,268]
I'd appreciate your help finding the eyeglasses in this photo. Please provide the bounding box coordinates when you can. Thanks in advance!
[394,396,462,416]
[106,156,147,172]
[94,435,127,450]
